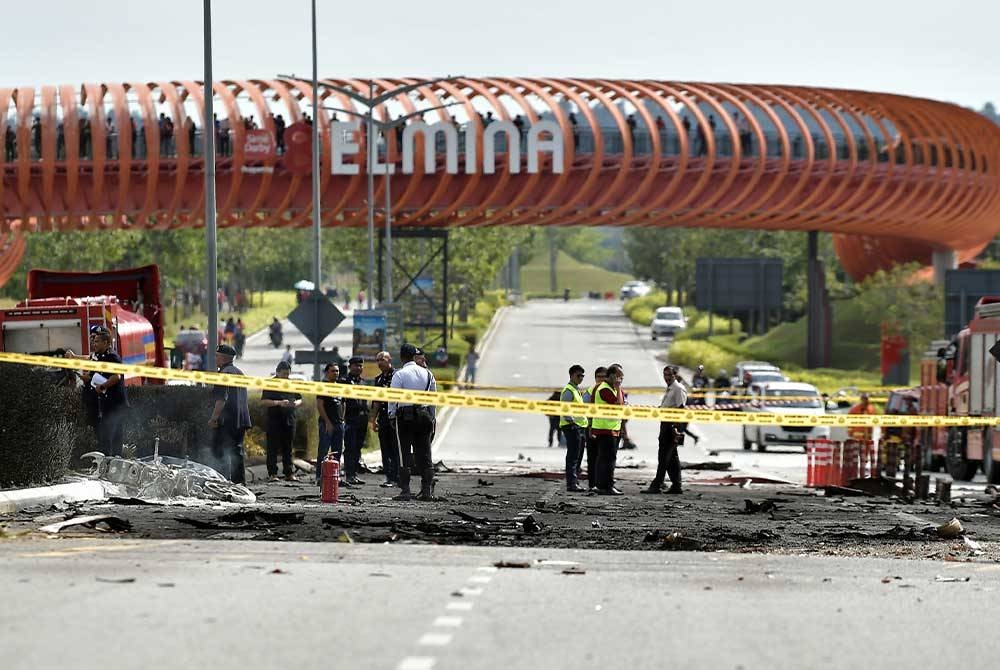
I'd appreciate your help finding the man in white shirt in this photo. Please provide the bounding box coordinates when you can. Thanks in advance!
[644,365,687,494]
[389,343,438,501]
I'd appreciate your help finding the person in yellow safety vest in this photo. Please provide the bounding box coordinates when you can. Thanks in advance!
[848,392,877,442]
[559,365,589,492]
[592,363,626,495]
[580,367,608,491]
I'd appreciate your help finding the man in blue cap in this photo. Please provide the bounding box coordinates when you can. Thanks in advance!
[207,344,252,483]
[340,355,370,485]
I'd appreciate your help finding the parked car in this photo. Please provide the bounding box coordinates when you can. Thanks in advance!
[732,360,783,387]
[620,280,651,300]
[650,306,687,340]
[741,381,830,452]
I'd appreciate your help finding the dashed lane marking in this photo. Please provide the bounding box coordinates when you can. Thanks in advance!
[433,616,464,628]
[418,633,454,647]
[397,657,436,670]
[446,601,474,611]
[468,575,492,584]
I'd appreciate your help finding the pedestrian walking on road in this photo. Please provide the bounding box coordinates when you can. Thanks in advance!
[560,365,588,492]
[592,363,625,495]
[207,344,252,483]
[546,390,562,447]
[280,345,294,366]
[316,363,345,487]
[644,365,687,494]
[261,360,301,481]
[464,348,479,385]
[581,367,607,490]
[340,356,370,486]
[390,343,438,501]
[370,351,400,487]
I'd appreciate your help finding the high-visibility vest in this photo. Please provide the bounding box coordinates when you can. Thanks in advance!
[559,383,587,428]
[590,381,622,432]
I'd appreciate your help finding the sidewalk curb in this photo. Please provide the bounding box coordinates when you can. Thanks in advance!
[0,480,107,516]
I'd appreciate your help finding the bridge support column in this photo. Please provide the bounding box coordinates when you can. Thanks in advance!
[806,231,832,369]
[932,249,957,285]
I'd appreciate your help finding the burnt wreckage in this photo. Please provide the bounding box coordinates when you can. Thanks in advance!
[83,452,256,504]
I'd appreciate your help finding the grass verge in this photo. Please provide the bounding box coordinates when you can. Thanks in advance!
[521,250,634,297]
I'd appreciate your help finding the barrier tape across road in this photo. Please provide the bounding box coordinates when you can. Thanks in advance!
[0,351,986,428]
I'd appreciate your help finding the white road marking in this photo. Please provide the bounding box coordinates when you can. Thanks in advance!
[433,616,464,627]
[446,601,474,611]
[477,566,499,573]
[458,586,483,596]
[419,633,454,647]
[398,657,436,670]
[468,575,492,584]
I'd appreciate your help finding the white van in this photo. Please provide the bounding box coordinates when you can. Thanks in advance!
[742,381,830,451]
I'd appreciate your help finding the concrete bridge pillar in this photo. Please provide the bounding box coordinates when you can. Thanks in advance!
[932,249,957,285]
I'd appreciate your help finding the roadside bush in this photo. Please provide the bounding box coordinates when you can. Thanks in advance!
[665,340,740,377]
[675,311,743,341]
[120,385,214,462]
[0,363,83,487]
[245,392,319,464]
[623,291,667,326]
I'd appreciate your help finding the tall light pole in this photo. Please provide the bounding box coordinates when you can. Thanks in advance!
[309,0,322,382]
[279,76,460,311]
[203,0,218,361]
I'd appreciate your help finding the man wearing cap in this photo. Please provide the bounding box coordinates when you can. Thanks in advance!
[340,355,370,486]
[390,343,437,501]
[261,360,302,482]
[207,344,252,483]
[64,325,129,457]
[369,351,400,488]
[316,363,345,487]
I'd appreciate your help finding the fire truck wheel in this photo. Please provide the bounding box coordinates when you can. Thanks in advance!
[947,428,979,481]
[984,446,1000,485]
[742,431,752,451]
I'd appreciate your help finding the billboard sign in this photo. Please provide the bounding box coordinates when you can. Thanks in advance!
[352,310,387,362]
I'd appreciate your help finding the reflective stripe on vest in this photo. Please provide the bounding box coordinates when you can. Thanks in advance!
[590,381,622,431]
[559,383,587,427]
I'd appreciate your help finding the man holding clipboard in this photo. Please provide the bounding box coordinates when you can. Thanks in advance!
[64,325,130,456]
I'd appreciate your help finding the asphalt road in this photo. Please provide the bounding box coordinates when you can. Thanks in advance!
[435,299,809,485]
[238,311,355,380]
[3,537,996,670]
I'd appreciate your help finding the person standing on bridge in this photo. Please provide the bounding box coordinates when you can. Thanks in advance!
[390,343,438,501]
[207,344,252,483]
[644,365,687,495]
[592,363,625,495]
[560,365,588,492]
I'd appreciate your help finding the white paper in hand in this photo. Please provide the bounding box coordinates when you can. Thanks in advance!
[91,373,109,388]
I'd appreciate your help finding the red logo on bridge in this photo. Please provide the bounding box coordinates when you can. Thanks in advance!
[243,129,276,160]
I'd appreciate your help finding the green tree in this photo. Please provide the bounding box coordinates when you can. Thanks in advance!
[853,263,943,347]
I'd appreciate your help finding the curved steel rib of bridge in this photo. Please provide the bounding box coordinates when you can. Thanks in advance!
[2,77,999,287]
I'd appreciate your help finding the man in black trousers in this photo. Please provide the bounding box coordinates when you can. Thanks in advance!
[644,365,687,494]
[207,344,252,483]
[390,343,437,501]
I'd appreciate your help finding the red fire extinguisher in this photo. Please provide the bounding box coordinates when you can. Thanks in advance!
[321,453,340,503]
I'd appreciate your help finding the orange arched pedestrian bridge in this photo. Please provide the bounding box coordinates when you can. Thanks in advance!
[2,77,999,286]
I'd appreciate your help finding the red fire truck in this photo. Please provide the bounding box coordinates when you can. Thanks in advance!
[0,265,165,381]
[921,297,1000,483]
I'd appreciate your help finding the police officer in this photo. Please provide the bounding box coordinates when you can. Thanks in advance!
[390,343,437,501]
[644,365,687,494]
[261,360,302,481]
[65,325,129,457]
[207,344,252,483]
[559,365,588,492]
[369,351,400,487]
[340,355,369,486]
[315,363,345,487]
[581,367,607,491]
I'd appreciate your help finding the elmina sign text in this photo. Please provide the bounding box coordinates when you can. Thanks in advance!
[331,119,564,175]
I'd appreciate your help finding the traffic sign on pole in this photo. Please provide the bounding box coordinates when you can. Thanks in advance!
[288,293,345,348]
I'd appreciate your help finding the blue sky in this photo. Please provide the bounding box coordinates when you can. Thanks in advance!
[2,0,996,107]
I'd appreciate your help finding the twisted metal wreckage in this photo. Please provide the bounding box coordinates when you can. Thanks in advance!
[82,449,256,505]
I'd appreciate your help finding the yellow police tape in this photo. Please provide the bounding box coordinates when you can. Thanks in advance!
[0,351,983,428]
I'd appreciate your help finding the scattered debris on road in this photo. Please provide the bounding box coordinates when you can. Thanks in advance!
[39,515,131,534]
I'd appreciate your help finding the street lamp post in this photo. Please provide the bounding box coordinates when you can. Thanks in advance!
[278,76,460,311]
[203,0,218,361]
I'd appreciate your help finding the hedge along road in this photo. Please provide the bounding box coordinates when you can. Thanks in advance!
[0,351,985,429]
